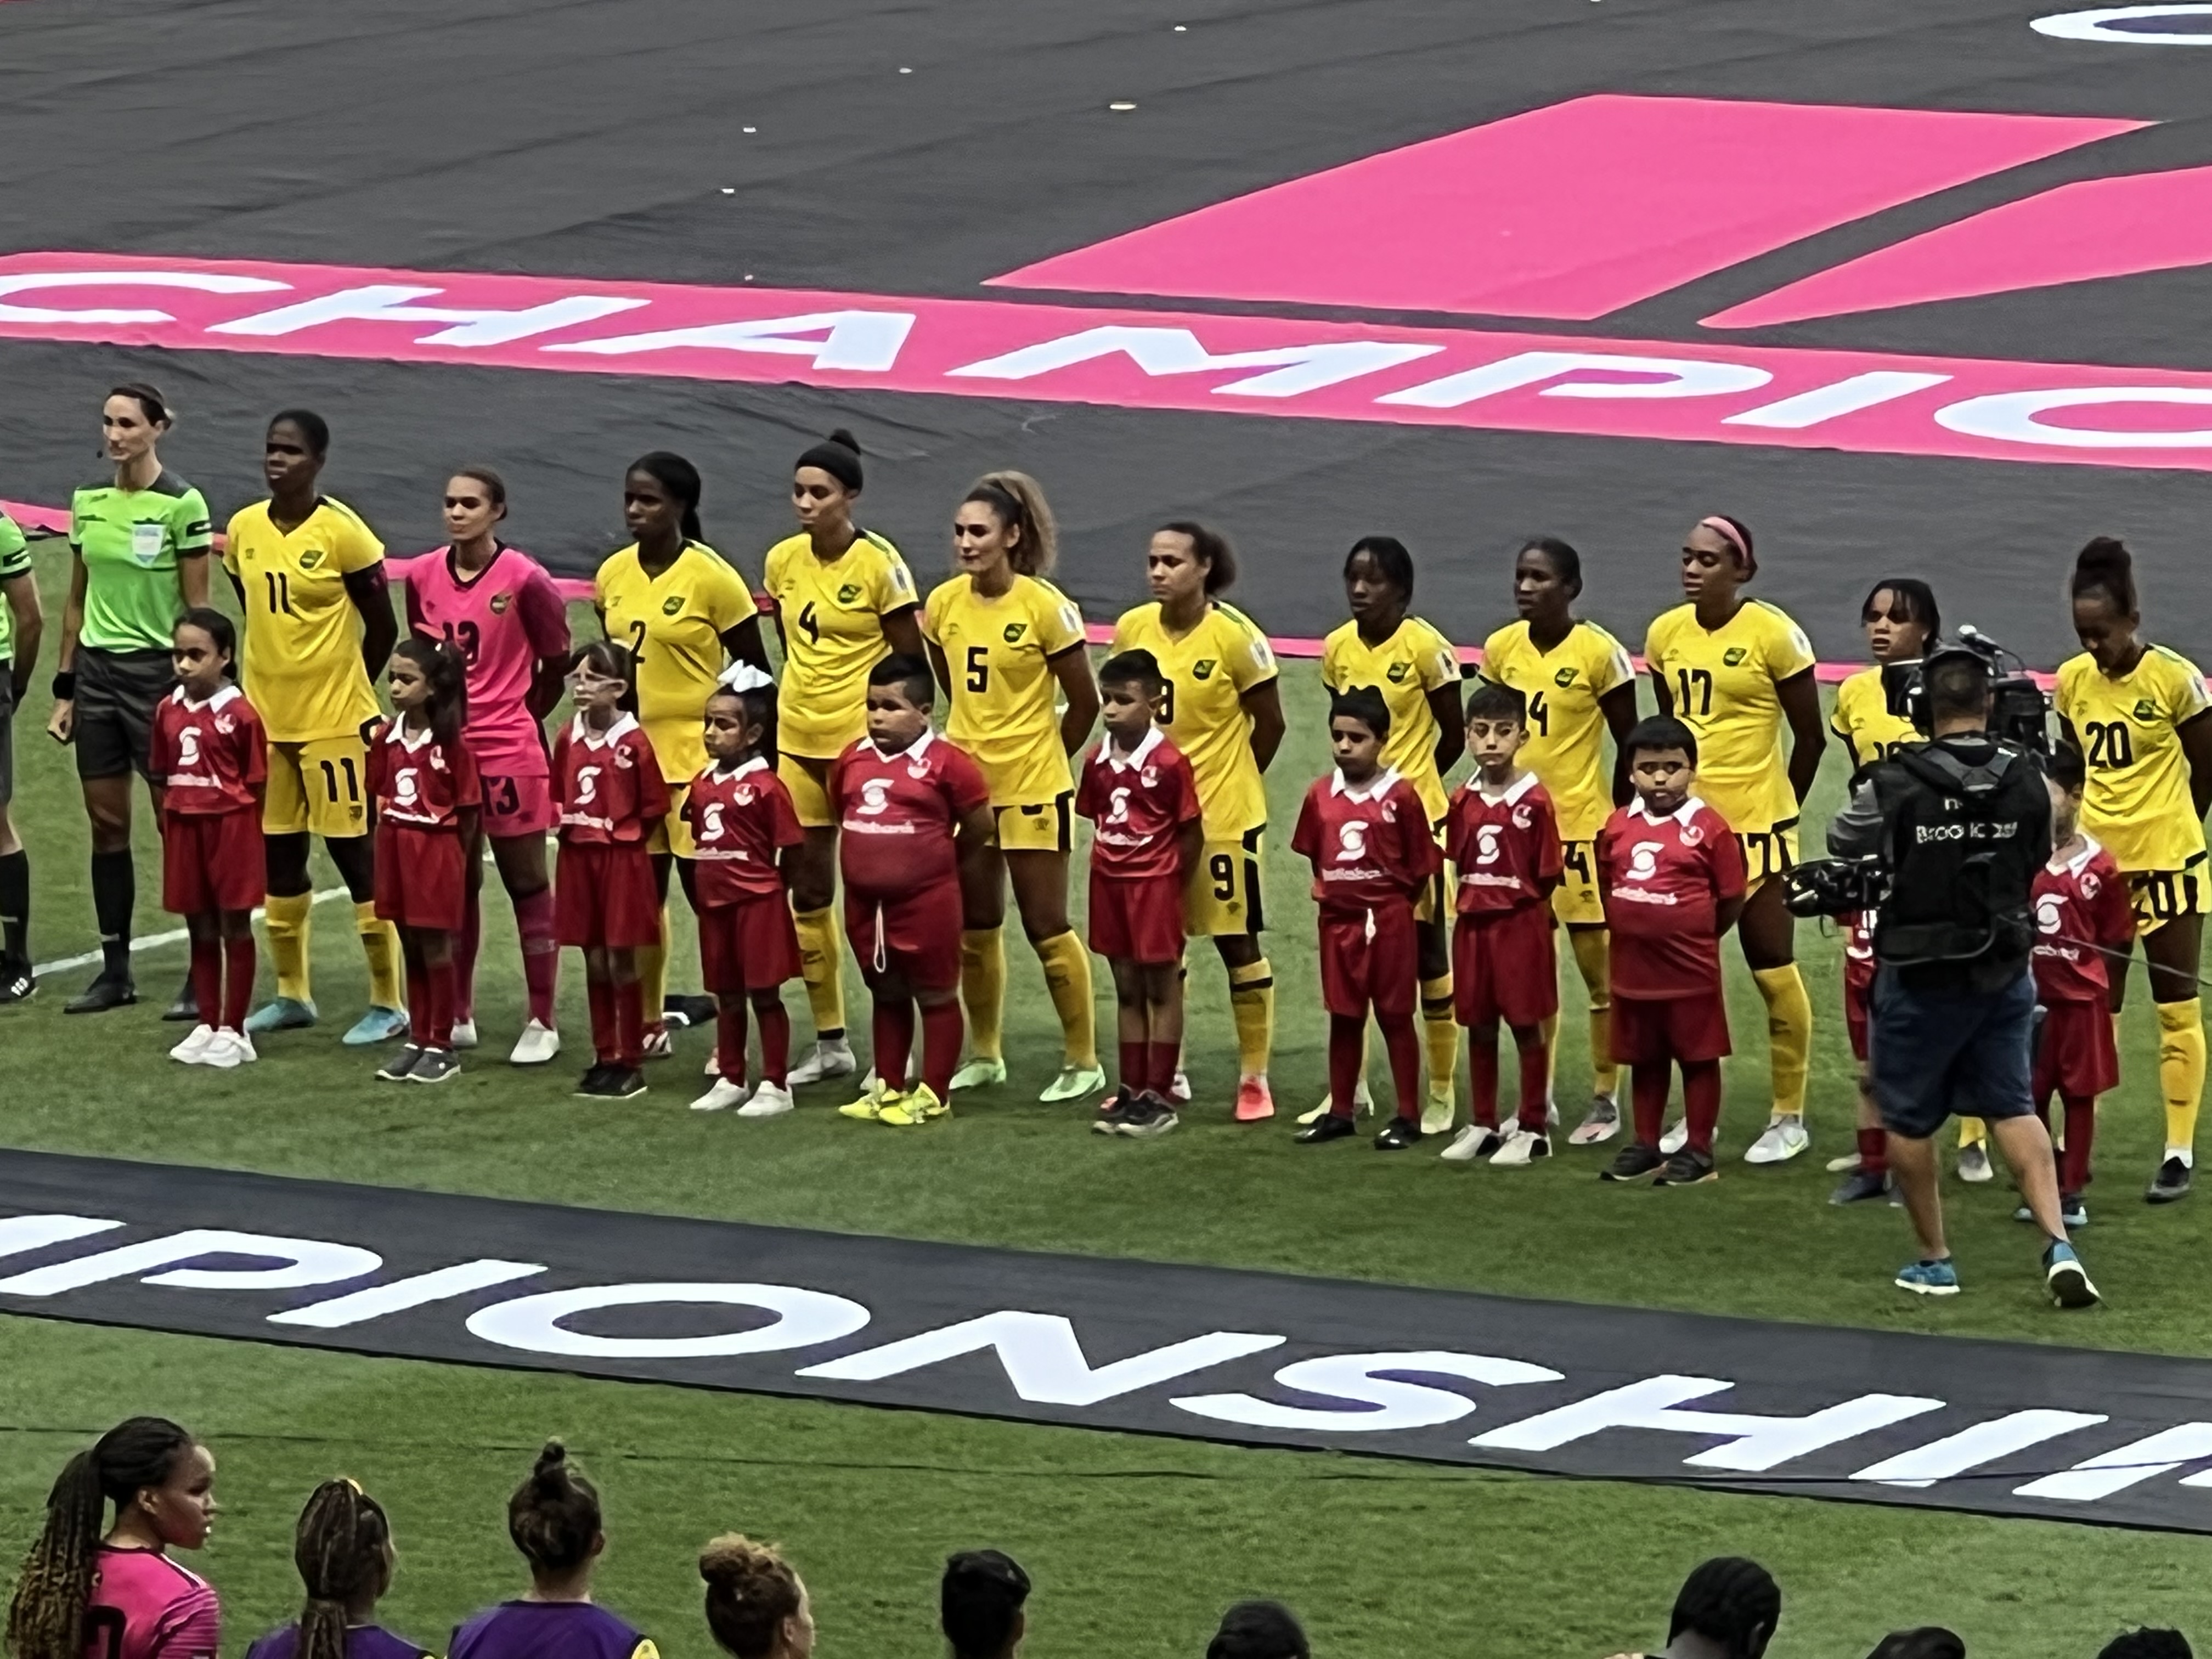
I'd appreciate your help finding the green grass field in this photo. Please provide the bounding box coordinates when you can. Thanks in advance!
[5,527,2211,1658]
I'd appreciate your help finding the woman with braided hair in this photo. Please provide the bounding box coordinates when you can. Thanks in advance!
[1606,1556,1781,1659]
[244,1481,430,1659]
[698,1535,814,1659]
[452,1442,656,1659]
[6,1417,218,1659]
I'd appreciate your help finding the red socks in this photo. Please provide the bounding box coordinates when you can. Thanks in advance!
[921,1000,962,1098]
[1468,1037,1500,1129]
[757,1000,791,1087]
[1120,1039,1147,1094]
[515,887,558,1028]
[223,936,254,1032]
[587,978,617,1064]
[717,998,749,1086]
[404,954,430,1046]
[614,980,645,1068]
[1513,1026,1550,1131]
[873,998,915,1094]
[1379,1012,1421,1124]
[1631,1062,1669,1147]
[1682,1059,1722,1154]
[1327,1014,1364,1118]
[1857,1124,1888,1176]
[189,936,221,1030]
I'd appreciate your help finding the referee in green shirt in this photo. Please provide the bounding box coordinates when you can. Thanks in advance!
[0,507,40,1002]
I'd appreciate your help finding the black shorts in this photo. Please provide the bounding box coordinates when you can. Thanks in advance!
[0,667,15,807]
[72,646,172,782]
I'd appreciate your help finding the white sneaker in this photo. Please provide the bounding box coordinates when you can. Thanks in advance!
[641,1024,674,1059]
[1744,1115,1811,1165]
[1490,1126,1551,1167]
[691,1077,751,1113]
[1441,1124,1504,1162]
[450,1019,479,1051]
[509,1020,561,1065]
[200,1029,254,1070]
[788,1037,856,1085]
[1299,1077,1374,1126]
[169,1023,218,1064]
[1957,1142,1993,1184]
[1660,1118,1689,1155]
[1826,1152,1864,1174]
[706,1047,725,1077]
[1420,1087,1457,1136]
[737,1081,795,1119]
[1169,1069,1192,1104]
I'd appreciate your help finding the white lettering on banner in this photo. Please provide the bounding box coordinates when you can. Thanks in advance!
[945,327,1441,397]
[1722,372,1954,430]
[1937,386,2212,449]
[547,311,916,373]
[465,1282,868,1359]
[0,270,289,325]
[1172,1350,1562,1432]
[1377,351,1771,410]
[795,1311,1284,1405]
[2013,1422,2212,1500]
[1470,1375,1945,1471]
[2032,6,2212,44]
[269,1260,548,1328]
[0,1214,123,1261]
[0,1229,380,1296]
[1849,1410,2108,1488]
[210,286,645,346]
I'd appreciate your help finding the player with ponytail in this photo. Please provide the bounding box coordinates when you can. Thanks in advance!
[244,1480,430,1659]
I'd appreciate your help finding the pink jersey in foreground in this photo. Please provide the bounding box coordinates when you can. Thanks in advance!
[405,544,571,775]
[84,1546,220,1659]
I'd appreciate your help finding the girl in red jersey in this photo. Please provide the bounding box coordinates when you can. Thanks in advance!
[7,1417,219,1659]
[554,641,670,1101]
[367,639,481,1086]
[149,609,266,1069]
[684,669,805,1118]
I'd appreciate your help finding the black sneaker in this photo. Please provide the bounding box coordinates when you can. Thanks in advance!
[1374,1115,1423,1152]
[1295,1114,1359,1144]
[574,1063,617,1098]
[408,1047,461,1085]
[64,972,136,1014]
[0,960,35,1004]
[608,1066,649,1099]
[162,975,200,1023]
[1829,1168,1890,1206]
[1654,1147,1719,1186]
[376,1043,426,1082]
[1601,1142,1667,1183]
[1120,1094,1180,1139]
[1093,1085,1137,1135]
[2147,1156,2193,1204]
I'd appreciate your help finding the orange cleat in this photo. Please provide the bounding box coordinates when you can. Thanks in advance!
[1233,1075,1275,1122]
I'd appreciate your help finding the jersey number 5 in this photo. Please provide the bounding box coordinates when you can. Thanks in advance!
[2084,720,2135,768]
[965,645,989,693]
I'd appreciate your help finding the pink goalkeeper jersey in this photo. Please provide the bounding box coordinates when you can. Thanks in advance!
[405,544,571,776]
[84,1546,220,1659]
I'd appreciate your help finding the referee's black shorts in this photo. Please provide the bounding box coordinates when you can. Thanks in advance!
[72,646,172,782]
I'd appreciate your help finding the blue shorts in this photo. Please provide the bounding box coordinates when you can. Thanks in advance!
[1869,967,2037,1141]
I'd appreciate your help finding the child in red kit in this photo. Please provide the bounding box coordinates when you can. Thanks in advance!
[1441,681,1564,1167]
[832,655,995,1128]
[1078,650,1204,1138]
[150,608,267,1069]
[684,668,805,1119]
[554,640,669,1101]
[368,638,481,1085]
[1598,716,1748,1186]
[1290,687,1440,1149]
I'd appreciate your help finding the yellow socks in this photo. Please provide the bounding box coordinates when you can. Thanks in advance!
[1752,963,1812,1119]
[2158,998,2205,1159]
[264,891,314,1002]
[1229,957,1274,1079]
[958,926,1006,1060]
[637,905,669,1029]
[1570,927,1618,1096]
[793,905,845,1036]
[1957,1117,1986,1149]
[1420,973,1457,1098]
[354,900,402,1011]
[1035,930,1097,1069]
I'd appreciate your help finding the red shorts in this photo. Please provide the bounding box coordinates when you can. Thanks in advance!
[479,771,556,840]
[1611,991,1732,1066]
[2033,996,2119,1103]
[1844,964,1875,1063]
[698,895,802,992]
[1452,902,1559,1030]
[556,840,662,949]
[161,809,265,916]
[1318,903,1420,1019]
[1090,872,1186,965]
[847,882,962,991]
[374,822,469,932]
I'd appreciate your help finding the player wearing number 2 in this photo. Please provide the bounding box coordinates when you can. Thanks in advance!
[1644,514,1827,1165]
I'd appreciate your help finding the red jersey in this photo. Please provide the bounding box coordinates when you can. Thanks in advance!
[2032,835,2134,1005]
[405,544,571,777]
[1595,796,1747,998]
[684,757,803,905]
[368,718,482,830]
[1290,768,1440,916]
[85,1545,220,1659]
[1444,772,1563,915]
[1075,727,1202,881]
[149,686,266,816]
[831,727,991,898]
[553,714,670,845]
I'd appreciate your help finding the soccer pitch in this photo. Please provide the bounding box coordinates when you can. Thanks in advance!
[5,539,2212,1658]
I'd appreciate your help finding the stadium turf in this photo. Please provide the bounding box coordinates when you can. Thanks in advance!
[5,530,2212,1656]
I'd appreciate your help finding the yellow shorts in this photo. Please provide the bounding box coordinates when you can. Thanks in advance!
[780,753,835,829]
[647,782,693,857]
[264,735,371,838]
[1413,821,1450,924]
[1737,819,1801,893]
[1185,827,1265,938]
[994,793,1074,854]
[2125,854,2210,935]
[1551,839,1605,927]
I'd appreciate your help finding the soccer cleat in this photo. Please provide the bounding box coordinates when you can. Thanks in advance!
[408,1047,461,1085]
[161,979,200,1023]
[1743,1115,1810,1165]
[1298,1077,1373,1126]
[1119,1094,1181,1139]
[1894,1258,1961,1296]
[376,1043,426,1082]
[1490,1126,1551,1167]
[2044,1239,2099,1307]
[1169,1069,1193,1104]
[0,961,35,1003]
[1825,1152,1865,1174]
[1956,1142,1993,1184]
[879,1083,949,1127]
[1374,1115,1423,1151]
[789,1037,857,1086]
[200,1029,256,1069]
[510,1020,561,1065]
[737,1081,795,1119]
[691,1077,751,1113]
[65,972,137,1014]
[1093,1086,1137,1135]
[2147,1156,2193,1204]
[1041,1062,1107,1104]
[838,1077,895,1121]
[1601,1142,1667,1183]
[342,1005,409,1046]
[1830,1169,1891,1206]
[1658,1117,1688,1155]
[1233,1076,1275,1122]
[607,1066,650,1100]
[169,1023,220,1064]
[247,995,318,1035]
[951,1056,1008,1091]
[1568,1095,1620,1146]
[1295,1114,1358,1144]
[640,1022,674,1060]
[450,1019,479,1051]
[1438,1125,1493,1163]
[1654,1147,1719,1186]
[1419,1086,1456,1137]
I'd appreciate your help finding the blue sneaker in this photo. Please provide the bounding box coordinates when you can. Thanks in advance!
[245,996,318,1035]
[2044,1239,2100,1308]
[1894,1257,1961,1296]
[341,1005,409,1046]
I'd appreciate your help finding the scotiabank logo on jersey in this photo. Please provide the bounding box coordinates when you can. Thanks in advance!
[14,95,2212,467]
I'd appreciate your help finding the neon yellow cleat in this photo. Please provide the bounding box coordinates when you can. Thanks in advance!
[951,1056,1007,1091]
[1040,1063,1106,1103]
[838,1077,896,1121]
[879,1083,951,1127]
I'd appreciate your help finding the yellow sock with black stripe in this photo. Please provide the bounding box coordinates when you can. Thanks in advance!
[354,901,403,1011]
[637,905,669,1028]
[1569,927,1618,1097]
[1752,963,1812,1118]
[2158,998,2205,1160]
[1228,957,1274,1080]
[1420,973,1457,1099]
[1035,930,1097,1069]
[794,905,845,1037]
[1957,1116,1986,1149]
[266,891,314,1003]
[961,927,1007,1061]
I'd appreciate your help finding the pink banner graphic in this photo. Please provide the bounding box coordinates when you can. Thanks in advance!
[15,252,2212,469]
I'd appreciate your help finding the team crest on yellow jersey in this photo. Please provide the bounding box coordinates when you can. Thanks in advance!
[661,594,683,615]
[2135,699,2158,720]
[299,548,326,569]
[838,582,862,603]
[1004,622,1027,642]
[1554,666,1577,687]
[1387,661,1410,682]
[1194,658,1216,679]
[1723,646,1747,666]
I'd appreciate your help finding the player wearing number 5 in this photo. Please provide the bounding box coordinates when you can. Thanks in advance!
[2056,537,2212,1204]
[222,413,404,1045]
[922,473,1104,1103]
[1645,515,1826,1165]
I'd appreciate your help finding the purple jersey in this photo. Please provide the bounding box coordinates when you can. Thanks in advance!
[246,1625,431,1659]
[82,1547,219,1659]
[451,1603,656,1659]
[405,544,571,776]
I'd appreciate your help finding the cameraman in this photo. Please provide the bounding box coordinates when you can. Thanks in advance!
[1824,643,2098,1307]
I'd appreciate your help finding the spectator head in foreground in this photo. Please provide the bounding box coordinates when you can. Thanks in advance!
[941,1551,1029,1659]
[1206,1601,1309,1659]
[700,1534,812,1659]
[2099,1633,2192,1659]
[1661,1558,1781,1659]
[1866,1629,1965,1659]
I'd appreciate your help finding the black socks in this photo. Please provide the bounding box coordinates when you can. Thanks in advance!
[91,848,133,980]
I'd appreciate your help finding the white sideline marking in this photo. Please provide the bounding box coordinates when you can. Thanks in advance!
[31,886,351,977]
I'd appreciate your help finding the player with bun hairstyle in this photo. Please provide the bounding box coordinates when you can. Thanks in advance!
[698,1535,813,1659]
[244,1480,431,1659]
[452,1443,655,1659]
[2056,535,2212,1203]
[923,471,1103,1104]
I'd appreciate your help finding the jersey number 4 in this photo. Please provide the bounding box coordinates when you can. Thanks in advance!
[2084,719,2136,768]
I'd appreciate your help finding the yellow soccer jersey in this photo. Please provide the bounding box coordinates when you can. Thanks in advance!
[1323,616,1460,822]
[1110,601,1278,837]
[1644,600,1815,833]
[1830,667,1918,770]
[764,528,917,759]
[923,574,1086,806]
[2057,645,2211,873]
[1479,618,1636,842]
[596,540,759,782]
[222,497,385,743]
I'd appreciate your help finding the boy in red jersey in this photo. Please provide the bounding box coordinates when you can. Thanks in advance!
[1290,687,1440,1149]
[552,641,670,1101]
[1441,681,1563,1166]
[1077,650,1203,1137]
[1597,716,1747,1186]
[150,610,267,1070]
[831,654,994,1127]
[684,670,805,1119]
